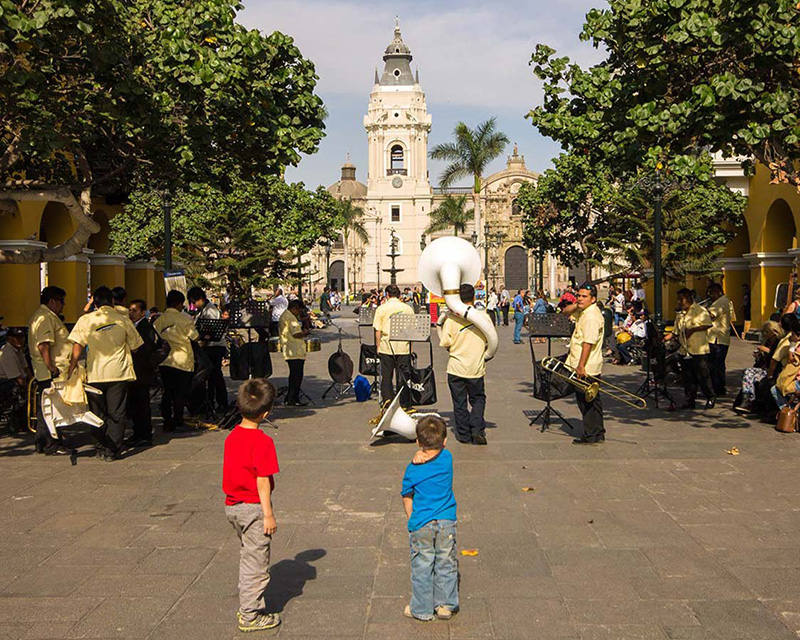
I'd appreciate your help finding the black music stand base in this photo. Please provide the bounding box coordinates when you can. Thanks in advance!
[528,404,576,433]
[322,381,352,400]
[637,346,676,411]
[276,386,315,405]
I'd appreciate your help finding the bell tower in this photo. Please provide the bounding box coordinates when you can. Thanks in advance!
[363,20,433,287]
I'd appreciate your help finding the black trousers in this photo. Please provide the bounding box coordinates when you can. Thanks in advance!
[576,379,604,441]
[88,381,129,454]
[447,374,486,441]
[708,343,729,395]
[379,353,412,405]
[205,345,229,408]
[34,379,62,453]
[160,366,192,430]
[127,383,152,441]
[683,354,715,404]
[286,359,305,404]
[502,305,510,325]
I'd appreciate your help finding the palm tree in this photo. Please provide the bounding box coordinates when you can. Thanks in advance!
[429,118,509,242]
[337,198,369,303]
[426,195,471,236]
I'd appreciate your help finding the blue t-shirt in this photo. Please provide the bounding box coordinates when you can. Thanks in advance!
[401,448,457,532]
[513,294,524,312]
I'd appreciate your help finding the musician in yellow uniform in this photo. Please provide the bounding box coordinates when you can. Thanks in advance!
[373,284,414,405]
[279,299,309,406]
[706,283,734,397]
[154,290,199,432]
[439,284,489,445]
[28,286,72,455]
[568,283,606,445]
[670,288,715,410]
[68,286,143,460]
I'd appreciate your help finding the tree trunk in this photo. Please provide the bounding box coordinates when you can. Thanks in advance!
[0,187,100,264]
[343,230,350,305]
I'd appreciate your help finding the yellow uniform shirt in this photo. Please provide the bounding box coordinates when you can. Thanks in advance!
[567,303,604,377]
[279,309,305,360]
[372,297,413,355]
[773,334,797,366]
[114,305,129,317]
[68,306,144,383]
[707,295,733,346]
[675,303,711,356]
[154,308,199,372]
[28,305,72,382]
[439,312,488,379]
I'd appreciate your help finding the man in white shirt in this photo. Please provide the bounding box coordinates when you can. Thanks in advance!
[270,288,288,337]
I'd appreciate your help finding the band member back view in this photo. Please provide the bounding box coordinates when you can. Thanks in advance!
[373,284,414,405]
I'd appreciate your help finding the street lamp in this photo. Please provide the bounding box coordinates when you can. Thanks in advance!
[471,231,478,247]
[324,238,332,288]
[419,234,427,252]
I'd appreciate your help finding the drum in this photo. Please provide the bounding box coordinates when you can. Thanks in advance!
[616,330,632,345]
[305,337,321,353]
[267,337,280,353]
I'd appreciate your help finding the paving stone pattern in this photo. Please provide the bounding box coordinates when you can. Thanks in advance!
[1,316,800,639]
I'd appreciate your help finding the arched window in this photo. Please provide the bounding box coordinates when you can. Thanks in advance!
[389,145,405,175]
[511,199,520,217]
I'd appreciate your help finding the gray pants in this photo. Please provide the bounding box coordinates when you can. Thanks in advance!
[225,502,272,622]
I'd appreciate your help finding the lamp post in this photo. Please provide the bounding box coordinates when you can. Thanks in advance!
[324,238,332,289]
[652,176,665,330]
[163,192,172,272]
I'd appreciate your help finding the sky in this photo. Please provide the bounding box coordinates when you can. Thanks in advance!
[238,0,604,189]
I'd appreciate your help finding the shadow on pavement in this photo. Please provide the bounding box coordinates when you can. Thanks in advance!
[264,549,326,613]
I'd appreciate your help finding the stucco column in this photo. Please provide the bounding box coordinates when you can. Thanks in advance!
[124,260,157,308]
[744,252,794,326]
[48,249,93,323]
[0,240,47,326]
[90,254,126,292]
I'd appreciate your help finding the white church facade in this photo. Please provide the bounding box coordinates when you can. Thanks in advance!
[310,23,572,298]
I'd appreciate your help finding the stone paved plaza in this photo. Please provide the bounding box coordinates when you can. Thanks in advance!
[2,317,800,639]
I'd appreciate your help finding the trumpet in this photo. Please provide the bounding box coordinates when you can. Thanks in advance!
[540,356,647,410]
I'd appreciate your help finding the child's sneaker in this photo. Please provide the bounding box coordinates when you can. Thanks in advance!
[435,606,453,620]
[403,605,433,621]
[238,613,281,632]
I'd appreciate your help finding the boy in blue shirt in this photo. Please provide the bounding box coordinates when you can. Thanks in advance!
[401,415,458,621]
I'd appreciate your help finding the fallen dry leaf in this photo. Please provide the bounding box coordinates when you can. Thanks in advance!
[460,549,479,556]
[725,447,740,456]
[521,486,536,492]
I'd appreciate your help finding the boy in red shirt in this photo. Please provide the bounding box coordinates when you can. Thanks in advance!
[223,379,281,632]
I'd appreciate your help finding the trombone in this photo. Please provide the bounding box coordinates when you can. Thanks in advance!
[540,356,647,410]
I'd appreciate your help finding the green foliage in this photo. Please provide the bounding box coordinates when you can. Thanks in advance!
[519,153,747,281]
[528,0,800,185]
[426,195,471,236]
[0,0,326,191]
[109,177,344,295]
[337,199,369,245]
[430,119,509,192]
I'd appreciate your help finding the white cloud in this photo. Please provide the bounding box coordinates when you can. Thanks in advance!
[238,0,603,110]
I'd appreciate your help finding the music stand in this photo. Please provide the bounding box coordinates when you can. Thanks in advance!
[357,306,380,399]
[229,299,273,384]
[387,314,433,406]
[636,321,676,410]
[196,318,229,343]
[526,313,575,432]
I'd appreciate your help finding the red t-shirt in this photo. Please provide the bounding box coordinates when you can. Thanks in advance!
[223,425,280,506]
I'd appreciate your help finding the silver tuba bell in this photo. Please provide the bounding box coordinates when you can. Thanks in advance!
[418,236,499,361]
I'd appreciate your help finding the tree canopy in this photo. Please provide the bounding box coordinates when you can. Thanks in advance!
[109,176,343,296]
[426,195,471,237]
[528,0,800,186]
[0,0,326,263]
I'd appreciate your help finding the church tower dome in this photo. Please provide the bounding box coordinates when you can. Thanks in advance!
[379,20,415,86]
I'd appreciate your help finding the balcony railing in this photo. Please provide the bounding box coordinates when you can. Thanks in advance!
[433,186,473,194]
[387,168,407,176]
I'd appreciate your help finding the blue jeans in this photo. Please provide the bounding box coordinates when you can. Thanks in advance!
[772,381,800,409]
[409,519,458,619]
[513,311,524,343]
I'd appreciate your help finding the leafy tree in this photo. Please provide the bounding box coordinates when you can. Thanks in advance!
[333,199,369,303]
[528,0,800,187]
[426,194,471,237]
[0,0,326,263]
[519,153,746,282]
[430,119,509,238]
[109,177,343,297]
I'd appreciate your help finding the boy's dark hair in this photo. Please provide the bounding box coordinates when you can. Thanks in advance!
[166,290,185,308]
[112,286,126,304]
[416,415,447,450]
[93,286,113,307]
[237,379,276,420]
[459,283,475,303]
[781,312,794,333]
[288,299,304,312]
[187,286,206,304]
[385,284,401,297]
[40,286,66,304]
[130,299,147,313]
[790,315,800,335]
